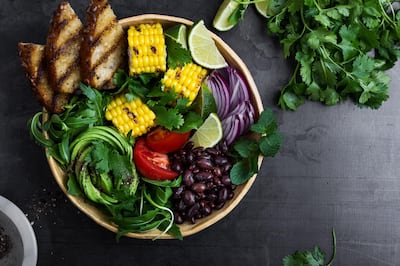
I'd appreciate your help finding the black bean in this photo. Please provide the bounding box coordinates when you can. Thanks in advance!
[195,171,213,181]
[202,204,212,216]
[197,158,214,170]
[205,147,219,156]
[213,176,222,187]
[183,190,196,206]
[177,199,186,211]
[213,167,222,177]
[207,193,217,202]
[186,152,194,162]
[228,190,234,200]
[214,201,225,210]
[171,161,183,173]
[183,170,194,186]
[184,141,194,151]
[221,175,232,186]
[191,182,206,193]
[174,212,184,224]
[221,162,232,173]
[187,202,200,219]
[218,187,229,203]
[215,155,228,166]
[173,185,185,199]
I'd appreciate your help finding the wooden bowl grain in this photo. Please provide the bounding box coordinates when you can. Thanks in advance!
[47,14,264,239]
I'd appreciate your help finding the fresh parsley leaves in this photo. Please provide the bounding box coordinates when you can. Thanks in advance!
[230,109,282,185]
[263,0,400,110]
[283,229,337,266]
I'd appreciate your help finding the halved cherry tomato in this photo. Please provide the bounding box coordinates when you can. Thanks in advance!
[145,127,191,153]
[134,138,178,180]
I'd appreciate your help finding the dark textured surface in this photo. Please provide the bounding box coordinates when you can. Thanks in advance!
[2,0,400,265]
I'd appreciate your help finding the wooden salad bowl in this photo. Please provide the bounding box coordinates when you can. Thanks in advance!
[47,14,264,239]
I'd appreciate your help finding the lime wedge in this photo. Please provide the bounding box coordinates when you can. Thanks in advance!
[255,0,270,18]
[213,0,240,31]
[165,24,188,49]
[190,113,223,148]
[191,83,217,118]
[188,20,228,69]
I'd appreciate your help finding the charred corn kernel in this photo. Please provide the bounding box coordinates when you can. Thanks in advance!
[105,94,156,137]
[162,62,208,104]
[128,23,167,75]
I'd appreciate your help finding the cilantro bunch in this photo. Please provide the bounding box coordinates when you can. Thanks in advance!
[265,0,400,110]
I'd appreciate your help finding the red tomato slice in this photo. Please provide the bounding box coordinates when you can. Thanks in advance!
[145,127,191,153]
[134,138,178,180]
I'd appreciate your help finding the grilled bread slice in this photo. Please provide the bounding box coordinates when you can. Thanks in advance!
[80,0,126,90]
[45,2,83,94]
[18,43,68,114]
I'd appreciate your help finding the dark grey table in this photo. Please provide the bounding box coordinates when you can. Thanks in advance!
[2,0,400,265]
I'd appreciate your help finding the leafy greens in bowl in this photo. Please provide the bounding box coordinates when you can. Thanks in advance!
[25,11,281,239]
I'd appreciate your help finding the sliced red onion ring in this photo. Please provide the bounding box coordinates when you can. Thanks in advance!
[206,66,256,144]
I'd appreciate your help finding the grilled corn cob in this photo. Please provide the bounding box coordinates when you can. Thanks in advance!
[128,23,167,75]
[162,62,208,104]
[105,94,156,137]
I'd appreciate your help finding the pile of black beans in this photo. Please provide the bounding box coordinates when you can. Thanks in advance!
[169,140,236,224]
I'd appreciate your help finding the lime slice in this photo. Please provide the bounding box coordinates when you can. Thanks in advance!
[190,113,223,148]
[191,83,217,118]
[188,20,228,69]
[165,24,188,49]
[255,0,272,18]
[213,0,240,31]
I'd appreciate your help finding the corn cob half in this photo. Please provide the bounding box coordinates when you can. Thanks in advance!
[162,62,208,104]
[105,94,156,137]
[128,23,167,75]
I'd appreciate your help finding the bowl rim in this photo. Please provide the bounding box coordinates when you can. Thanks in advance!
[46,14,264,239]
[0,195,37,265]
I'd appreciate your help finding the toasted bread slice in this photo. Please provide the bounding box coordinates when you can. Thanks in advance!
[45,2,83,94]
[18,43,68,114]
[80,0,126,90]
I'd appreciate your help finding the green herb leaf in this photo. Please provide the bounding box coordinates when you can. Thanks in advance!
[283,229,336,266]
[165,36,192,69]
[259,132,283,157]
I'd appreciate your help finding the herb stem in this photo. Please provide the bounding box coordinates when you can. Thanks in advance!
[326,228,337,266]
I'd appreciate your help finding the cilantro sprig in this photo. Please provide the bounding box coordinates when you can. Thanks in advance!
[283,229,337,266]
[264,0,400,110]
[230,108,283,185]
